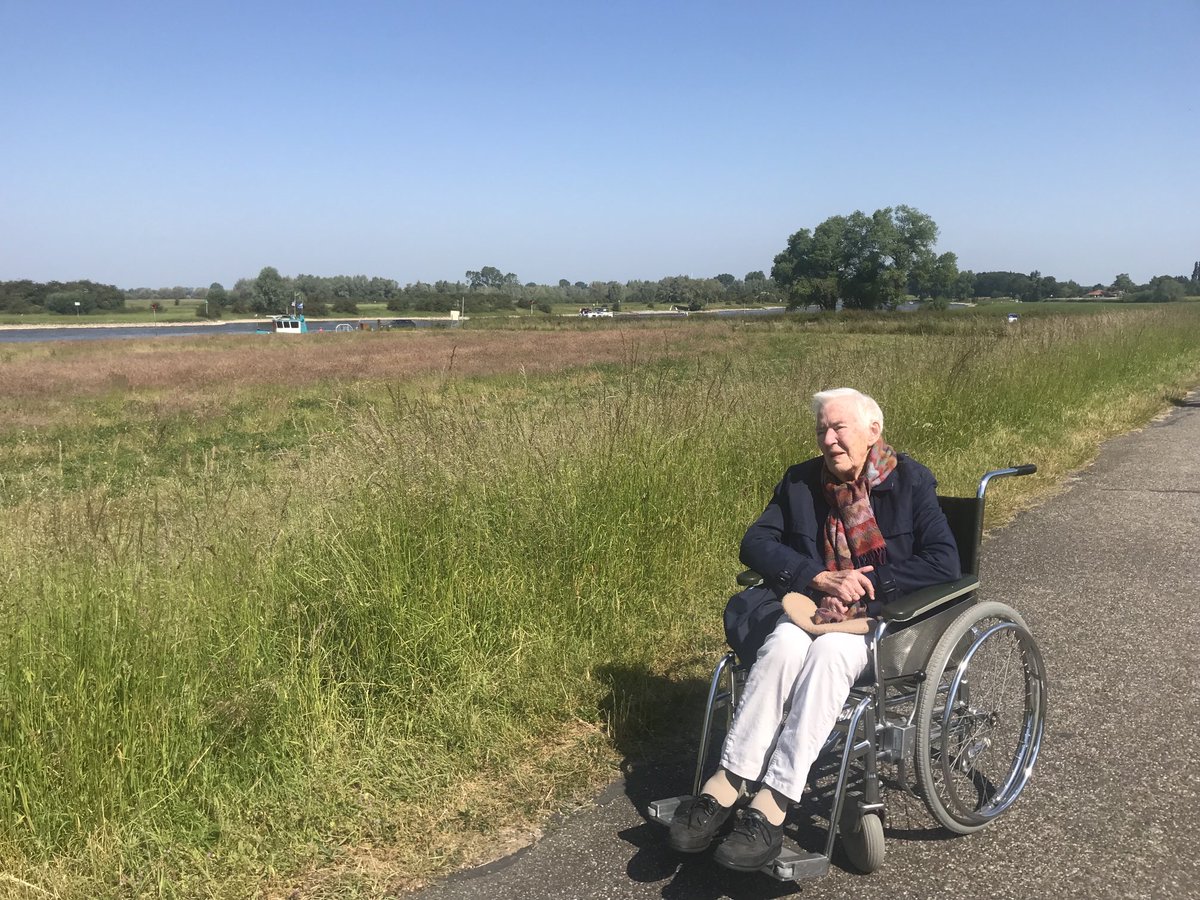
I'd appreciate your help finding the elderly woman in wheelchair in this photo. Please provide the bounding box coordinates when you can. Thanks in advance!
[651,387,1045,879]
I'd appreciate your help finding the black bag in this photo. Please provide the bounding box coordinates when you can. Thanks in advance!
[722,584,784,664]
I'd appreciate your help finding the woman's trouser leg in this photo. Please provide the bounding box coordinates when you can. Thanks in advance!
[760,631,871,801]
[719,621,814,784]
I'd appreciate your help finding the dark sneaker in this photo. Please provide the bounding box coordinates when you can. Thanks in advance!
[667,793,734,853]
[713,808,784,871]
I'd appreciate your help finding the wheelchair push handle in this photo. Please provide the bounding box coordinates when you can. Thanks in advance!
[976,464,1037,500]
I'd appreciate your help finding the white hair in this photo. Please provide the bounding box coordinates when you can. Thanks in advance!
[811,387,884,432]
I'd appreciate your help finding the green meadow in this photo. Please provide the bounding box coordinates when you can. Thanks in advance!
[2,306,1200,897]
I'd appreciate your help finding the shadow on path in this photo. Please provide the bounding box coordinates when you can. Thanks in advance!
[595,659,957,897]
[598,662,801,897]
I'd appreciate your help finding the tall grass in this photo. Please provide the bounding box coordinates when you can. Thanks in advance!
[1,307,1199,896]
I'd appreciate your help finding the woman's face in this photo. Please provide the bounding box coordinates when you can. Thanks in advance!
[816,397,882,482]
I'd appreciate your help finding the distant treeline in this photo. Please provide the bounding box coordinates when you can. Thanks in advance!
[143,268,795,318]
[969,269,1197,303]
[0,279,125,314]
[1,263,1197,318]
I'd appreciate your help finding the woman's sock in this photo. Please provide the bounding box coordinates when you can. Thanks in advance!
[699,769,743,807]
[748,786,789,826]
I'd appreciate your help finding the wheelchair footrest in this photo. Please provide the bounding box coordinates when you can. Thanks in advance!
[648,796,830,882]
[647,795,687,825]
[770,847,830,881]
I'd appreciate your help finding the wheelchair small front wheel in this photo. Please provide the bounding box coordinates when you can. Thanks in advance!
[839,805,885,873]
[914,600,1047,834]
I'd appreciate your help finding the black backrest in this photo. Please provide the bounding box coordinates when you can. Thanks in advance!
[937,495,984,577]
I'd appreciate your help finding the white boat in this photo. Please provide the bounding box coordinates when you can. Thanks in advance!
[256,314,309,334]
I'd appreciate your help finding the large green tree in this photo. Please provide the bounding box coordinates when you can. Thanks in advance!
[199,282,227,318]
[953,270,976,301]
[1148,275,1185,302]
[910,251,960,300]
[770,215,846,310]
[771,206,941,310]
[465,266,519,290]
[253,266,287,314]
[658,275,718,311]
[1111,273,1136,294]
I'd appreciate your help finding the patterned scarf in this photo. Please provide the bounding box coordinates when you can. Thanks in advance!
[814,441,898,623]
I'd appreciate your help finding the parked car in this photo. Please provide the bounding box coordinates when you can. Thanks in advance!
[579,307,613,318]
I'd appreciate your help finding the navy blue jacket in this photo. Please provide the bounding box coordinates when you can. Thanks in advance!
[724,454,961,662]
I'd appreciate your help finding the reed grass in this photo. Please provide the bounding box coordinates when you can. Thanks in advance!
[1,306,1199,897]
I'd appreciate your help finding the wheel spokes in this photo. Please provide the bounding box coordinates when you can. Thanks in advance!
[933,620,1043,823]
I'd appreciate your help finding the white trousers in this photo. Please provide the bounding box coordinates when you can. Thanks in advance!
[719,620,871,801]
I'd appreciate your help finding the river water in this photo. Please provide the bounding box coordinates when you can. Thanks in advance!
[0,318,454,344]
[0,306,883,344]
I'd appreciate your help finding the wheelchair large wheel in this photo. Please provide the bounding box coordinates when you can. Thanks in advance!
[914,600,1046,834]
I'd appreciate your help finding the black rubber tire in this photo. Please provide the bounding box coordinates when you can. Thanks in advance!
[914,600,1047,834]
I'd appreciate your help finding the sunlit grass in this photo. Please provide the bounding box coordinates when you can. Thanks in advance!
[1,306,1199,897]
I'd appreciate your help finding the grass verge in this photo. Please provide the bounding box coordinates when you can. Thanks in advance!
[0,306,1199,897]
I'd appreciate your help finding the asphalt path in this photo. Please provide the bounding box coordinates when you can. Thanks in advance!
[410,394,1200,900]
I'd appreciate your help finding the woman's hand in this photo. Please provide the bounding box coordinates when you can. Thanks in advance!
[809,567,876,604]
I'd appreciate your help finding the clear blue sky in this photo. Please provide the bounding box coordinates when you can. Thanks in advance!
[1,0,1195,289]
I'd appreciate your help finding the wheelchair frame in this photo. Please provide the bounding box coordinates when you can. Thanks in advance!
[649,466,1048,881]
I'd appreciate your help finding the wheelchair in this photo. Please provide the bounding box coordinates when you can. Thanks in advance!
[649,466,1047,881]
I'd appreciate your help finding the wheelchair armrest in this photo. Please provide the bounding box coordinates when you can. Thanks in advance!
[880,576,980,623]
[736,569,764,587]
